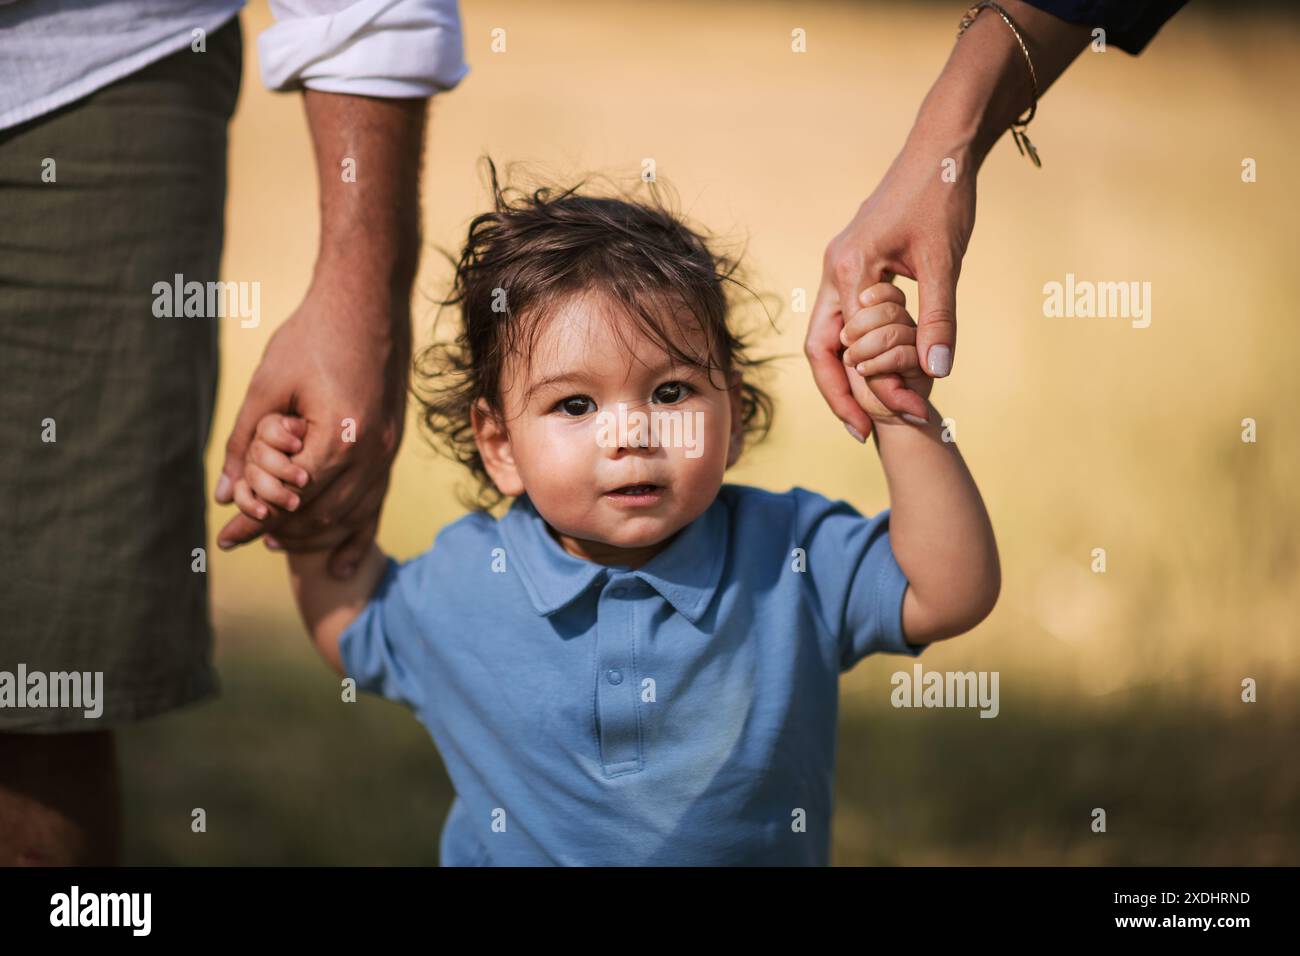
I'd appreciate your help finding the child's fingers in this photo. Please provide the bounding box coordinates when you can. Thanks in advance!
[233,476,271,522]
[859,280,905,309]
[281,415,307,439]
[851,343,921,379]
[244,457,302,512]
[852,280,904,317]
[255,414,306,455]
[843,321,917,367]
[841,299,915,345]
[248,436,310,489]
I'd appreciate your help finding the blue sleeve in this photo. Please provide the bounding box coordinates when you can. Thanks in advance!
[1021,0,1187,54]
[337,555,429,712]
[791,487,924,671]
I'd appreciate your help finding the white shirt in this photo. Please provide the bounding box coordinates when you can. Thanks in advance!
[0,0,468,130]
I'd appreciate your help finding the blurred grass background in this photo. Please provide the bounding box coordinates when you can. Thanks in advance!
[119,0,1300,864]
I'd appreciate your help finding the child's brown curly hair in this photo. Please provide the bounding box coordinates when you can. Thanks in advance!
[414,159,776,511]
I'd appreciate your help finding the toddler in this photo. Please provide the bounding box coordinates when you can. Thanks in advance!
[231,170,1000,865]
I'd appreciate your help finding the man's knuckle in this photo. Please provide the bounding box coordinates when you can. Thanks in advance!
[831,255,858,287]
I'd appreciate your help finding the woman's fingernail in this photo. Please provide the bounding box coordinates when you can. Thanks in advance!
[928,345,952,377]
[844,423,866,443]
[256,504,267,520]
[287,494,300,512]
[859,288,875,306]
[839,329,849,347]
[855,362,868,375]
[215,474,231,500]
[264,536,282,551]
[902,413,929,426]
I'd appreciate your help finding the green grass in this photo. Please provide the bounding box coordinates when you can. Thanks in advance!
[118,638,1298,865]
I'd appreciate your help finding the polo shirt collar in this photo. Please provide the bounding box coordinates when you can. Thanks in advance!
[498,491,728,624]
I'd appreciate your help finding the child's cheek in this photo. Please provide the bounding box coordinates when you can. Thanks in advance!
[665,402,732,473]
[536,415,599,465]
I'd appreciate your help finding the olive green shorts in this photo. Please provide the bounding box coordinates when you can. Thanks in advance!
[0,18,242,732]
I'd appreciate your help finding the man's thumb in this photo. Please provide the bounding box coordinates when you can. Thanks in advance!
[215,402,261,504]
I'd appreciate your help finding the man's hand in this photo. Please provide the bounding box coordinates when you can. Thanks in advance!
[213,91,426,579]
[214,269,409,576]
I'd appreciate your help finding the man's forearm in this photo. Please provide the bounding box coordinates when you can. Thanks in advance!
[909,1,1091,169]
[303,90,428,341]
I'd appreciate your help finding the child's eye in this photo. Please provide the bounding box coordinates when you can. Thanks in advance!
[652,381,693,405]
[555,395,595,417]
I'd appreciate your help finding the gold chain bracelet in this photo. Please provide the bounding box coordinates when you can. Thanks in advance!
[958,1,1042,167]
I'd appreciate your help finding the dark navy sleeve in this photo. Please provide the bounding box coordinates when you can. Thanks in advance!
[1022,0,1188,54]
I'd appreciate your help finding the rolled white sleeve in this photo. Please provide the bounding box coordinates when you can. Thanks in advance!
[259,0,468,97]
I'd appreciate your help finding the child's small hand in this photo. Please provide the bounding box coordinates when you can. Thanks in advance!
[840,281,933,426]
[232,413,311,523]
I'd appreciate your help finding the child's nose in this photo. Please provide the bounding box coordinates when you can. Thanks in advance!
[600,401,656,455]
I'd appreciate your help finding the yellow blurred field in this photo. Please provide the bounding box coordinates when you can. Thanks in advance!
[138,0,1300,864]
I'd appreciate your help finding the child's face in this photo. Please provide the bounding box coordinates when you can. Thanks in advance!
[474,291,744,568]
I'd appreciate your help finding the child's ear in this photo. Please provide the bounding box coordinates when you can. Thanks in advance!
[725,371,744,468]
[471,398,525,497]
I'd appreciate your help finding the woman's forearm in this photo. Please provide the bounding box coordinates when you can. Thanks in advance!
[908,1,1092,169]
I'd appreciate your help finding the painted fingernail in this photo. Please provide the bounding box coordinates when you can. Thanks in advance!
[215,474,231,500]
[844,423,866,443]
[928,345,952,377]
[902,413,929,426]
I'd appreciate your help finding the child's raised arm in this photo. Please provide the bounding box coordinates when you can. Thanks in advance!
[841,282,1001,645]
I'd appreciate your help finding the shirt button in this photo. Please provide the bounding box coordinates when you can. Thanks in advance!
[606,668,624,685]
[611,586,628,598]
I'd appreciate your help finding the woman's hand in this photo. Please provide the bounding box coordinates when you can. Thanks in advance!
[805,0,1091,442]
[806,133,975,441]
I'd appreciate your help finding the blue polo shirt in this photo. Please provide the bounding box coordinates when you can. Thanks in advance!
[339,482,925,866]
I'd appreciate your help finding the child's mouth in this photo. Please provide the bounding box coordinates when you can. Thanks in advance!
[605,484,663,506]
